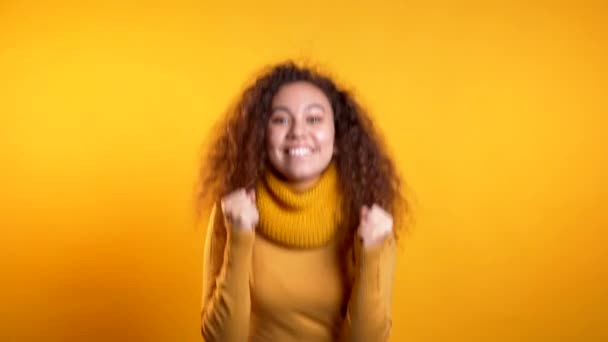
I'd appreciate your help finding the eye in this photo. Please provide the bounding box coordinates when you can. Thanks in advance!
[271,117,290,125]
[307,116,322,124]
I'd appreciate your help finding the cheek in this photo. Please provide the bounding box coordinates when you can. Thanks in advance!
[266,127,282,149]
[314,125,335,147]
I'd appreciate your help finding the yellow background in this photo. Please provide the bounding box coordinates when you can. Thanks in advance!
[1,0,607,341]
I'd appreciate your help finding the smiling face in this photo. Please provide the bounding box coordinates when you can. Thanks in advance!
[266,81,335,191]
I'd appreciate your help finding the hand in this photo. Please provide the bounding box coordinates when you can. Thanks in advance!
[357,204,393,249]
[220,188,258,232]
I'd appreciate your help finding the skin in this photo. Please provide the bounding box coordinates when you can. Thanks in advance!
[266,81,336,192]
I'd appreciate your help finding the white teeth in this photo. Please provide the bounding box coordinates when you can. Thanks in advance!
[287,147,312,156]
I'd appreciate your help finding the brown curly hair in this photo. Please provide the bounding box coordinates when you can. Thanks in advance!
[197,61,408,246]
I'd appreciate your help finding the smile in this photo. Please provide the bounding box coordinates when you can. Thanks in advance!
[285,147,313,157]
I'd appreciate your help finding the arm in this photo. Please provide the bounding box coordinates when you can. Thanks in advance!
[201,204,255,342]
[340,236,397,342]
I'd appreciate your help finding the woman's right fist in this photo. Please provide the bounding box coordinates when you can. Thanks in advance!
[220,188,259,232]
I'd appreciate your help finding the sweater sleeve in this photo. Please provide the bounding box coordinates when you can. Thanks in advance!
[340,235,397,342]
[201,204,255,342]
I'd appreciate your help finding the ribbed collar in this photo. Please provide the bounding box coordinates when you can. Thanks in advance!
[255,163,343,248]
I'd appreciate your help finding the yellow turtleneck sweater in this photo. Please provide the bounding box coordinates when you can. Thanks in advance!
[201,164,396,342]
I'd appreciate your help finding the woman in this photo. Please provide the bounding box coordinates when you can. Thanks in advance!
[198,61,407,341]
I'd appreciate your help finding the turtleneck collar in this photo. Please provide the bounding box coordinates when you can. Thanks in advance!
[255,163,343,248]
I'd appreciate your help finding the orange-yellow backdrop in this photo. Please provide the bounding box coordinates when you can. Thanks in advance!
[1,0,607,341]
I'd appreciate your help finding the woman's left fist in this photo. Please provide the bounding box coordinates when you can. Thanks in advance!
[357,204,393,249]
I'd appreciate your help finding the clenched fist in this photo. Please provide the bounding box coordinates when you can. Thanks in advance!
[357,204,393,249]
[220,188,259,232]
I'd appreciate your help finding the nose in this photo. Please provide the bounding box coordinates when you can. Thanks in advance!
[287,118,305,139]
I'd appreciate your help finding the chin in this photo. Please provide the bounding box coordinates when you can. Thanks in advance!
[285,168,321,182]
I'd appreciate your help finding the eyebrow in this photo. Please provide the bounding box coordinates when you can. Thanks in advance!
[305,103,326,113]
[271,103,327,115]
[271,105,293,115]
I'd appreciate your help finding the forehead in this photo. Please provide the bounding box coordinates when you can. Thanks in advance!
[272,81,332,108]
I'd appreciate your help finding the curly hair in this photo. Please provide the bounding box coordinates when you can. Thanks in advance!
[197,61,408,246]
